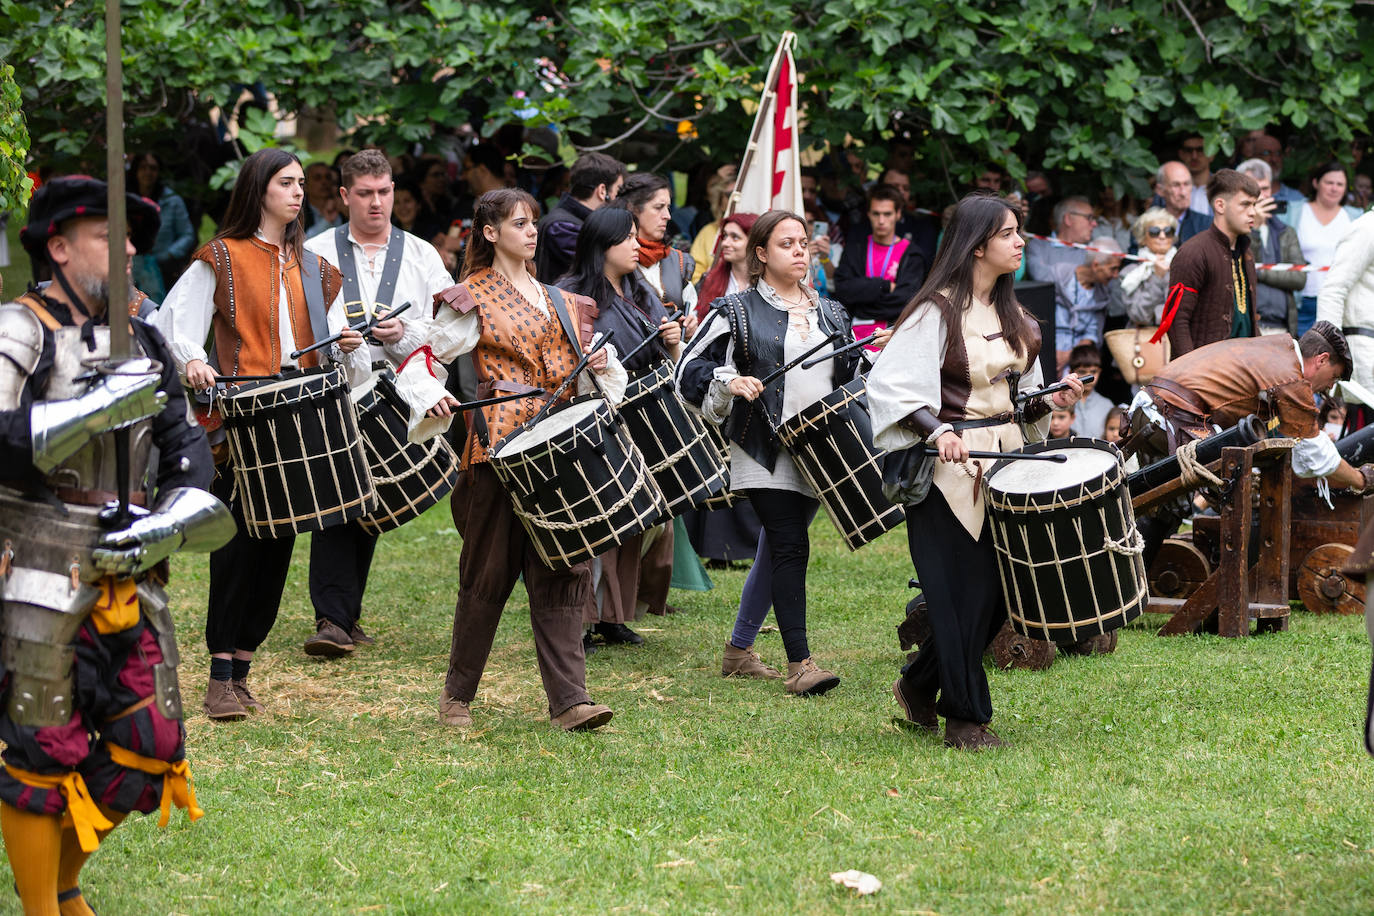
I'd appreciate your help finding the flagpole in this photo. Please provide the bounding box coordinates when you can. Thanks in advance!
[105,0,133,524]
[105,0,129,357]
[725,31,794,219]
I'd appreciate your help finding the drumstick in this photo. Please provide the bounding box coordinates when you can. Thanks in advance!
[455,389,547,411]
[920,447,1068,462]
[757,331,844,388]
[524,330,617,429]
[1017,374,1096,403]
[619,309,685,365]
[798,332,879,370]
[213,373,283,383]
[290,300,415,360]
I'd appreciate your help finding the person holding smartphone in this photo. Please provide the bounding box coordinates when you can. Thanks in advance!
[1237,157,1306,337]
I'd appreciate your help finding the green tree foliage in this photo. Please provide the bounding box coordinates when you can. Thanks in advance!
[4,0,1371,194]
[0,61,32,211]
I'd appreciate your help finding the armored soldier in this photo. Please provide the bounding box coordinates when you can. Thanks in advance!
[0,177,233,916]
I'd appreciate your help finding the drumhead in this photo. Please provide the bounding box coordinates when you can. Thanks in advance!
[494,400,602,456]
[222,368,340,404]
[350,368,389,404]
[987,444,1117,496]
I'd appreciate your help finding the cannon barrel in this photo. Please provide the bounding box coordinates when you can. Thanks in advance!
[1127,415,1266,497]
[1337,423,1374,467]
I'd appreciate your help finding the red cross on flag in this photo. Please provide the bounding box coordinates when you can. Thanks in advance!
[726,32,803,219]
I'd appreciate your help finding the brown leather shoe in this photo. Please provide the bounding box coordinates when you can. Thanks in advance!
[944,718,1006,750]
[304,620,355,658]
[552,702,613,731]
[722,642,782,679]
[784,658,840,696]
[231,678,265,714]
[349,624,375,646]
[439,691,472,728]
[892,677,937,732]
[203,677,248,721]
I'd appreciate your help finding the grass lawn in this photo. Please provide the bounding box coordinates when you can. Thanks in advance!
[7,502,1374,915]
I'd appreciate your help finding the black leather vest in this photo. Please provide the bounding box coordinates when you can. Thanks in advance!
[719,288,857,471]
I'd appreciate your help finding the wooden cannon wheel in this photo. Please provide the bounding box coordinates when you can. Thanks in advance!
[990,622,1057,670]
[1296,543,1366,616]
[1149,537,1211,600]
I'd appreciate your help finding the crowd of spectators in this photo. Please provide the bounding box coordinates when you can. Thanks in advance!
[14,123,1373,443]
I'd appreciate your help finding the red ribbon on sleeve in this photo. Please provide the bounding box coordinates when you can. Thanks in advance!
[396,344,439,378]
[1149,283,1196,344]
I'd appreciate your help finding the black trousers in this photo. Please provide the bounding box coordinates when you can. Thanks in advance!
[900,488,1005,724]
[743,488,819,664]
[205,463,295,655]
[309,521,378,631]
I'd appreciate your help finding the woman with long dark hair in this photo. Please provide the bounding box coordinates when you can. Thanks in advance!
[556,206,682,646]
[615,174,702,615]
[155,147,368,721]
[676,210,886,695]
[395,188,626,732]
[867,193,1081,750]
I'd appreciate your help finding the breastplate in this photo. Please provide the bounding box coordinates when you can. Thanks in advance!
[42,326,156,496]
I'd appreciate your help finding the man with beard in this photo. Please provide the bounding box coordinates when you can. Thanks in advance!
[1,176,230,915]
[301,149,453,657]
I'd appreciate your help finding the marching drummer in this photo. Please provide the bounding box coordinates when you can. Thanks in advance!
[867,193,1082,750]
[154,148,370,722]
[300,150,452,659]
[675,209,889,697]
[555,205,683,647]
[395,188,628,732]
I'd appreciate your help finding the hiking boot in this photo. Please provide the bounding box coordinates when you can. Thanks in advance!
[439,690,472,728]
[349,624,375,646]
[944,718,1006,750]
[892,677,938,732]
[721,642,782,679]
[596,621,644,646]
[304,620,355,658]
[203,677,247,721]
[231,678,265,714]
[784,658,840,696]
[552,702,613,731]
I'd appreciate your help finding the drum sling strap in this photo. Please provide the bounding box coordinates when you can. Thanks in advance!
[300,250,331,359]
[334,225,406,313]
[468,284,585,451]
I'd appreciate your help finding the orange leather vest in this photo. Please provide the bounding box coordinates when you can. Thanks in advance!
[192,237,342,376]
[446,268,595,467]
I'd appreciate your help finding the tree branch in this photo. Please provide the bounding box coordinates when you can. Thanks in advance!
[1174,0,1213,64]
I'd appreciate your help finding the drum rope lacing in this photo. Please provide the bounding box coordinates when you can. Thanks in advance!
[511,463,654,530]
[365,435,448,486]
[1103,526,1145,556]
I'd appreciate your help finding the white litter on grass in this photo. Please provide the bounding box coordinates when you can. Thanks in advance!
[830,870,882,895]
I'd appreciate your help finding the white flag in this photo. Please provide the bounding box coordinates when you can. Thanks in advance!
[727,32,803,219]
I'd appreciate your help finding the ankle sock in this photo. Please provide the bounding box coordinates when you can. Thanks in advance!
[209,658,233,682]
[231,658,251,681]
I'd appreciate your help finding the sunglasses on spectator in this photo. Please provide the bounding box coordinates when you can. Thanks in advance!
[1180,145,1206,154]
[1068,211,1097,221]
[1146,226,1177,238]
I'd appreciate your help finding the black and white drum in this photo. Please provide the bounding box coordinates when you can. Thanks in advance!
[352,367,461,535]
[488,396,669,570]
[617,362,728,512]
[775,377,905,550]
[984,437,1147,644]
[220,368,375,538]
